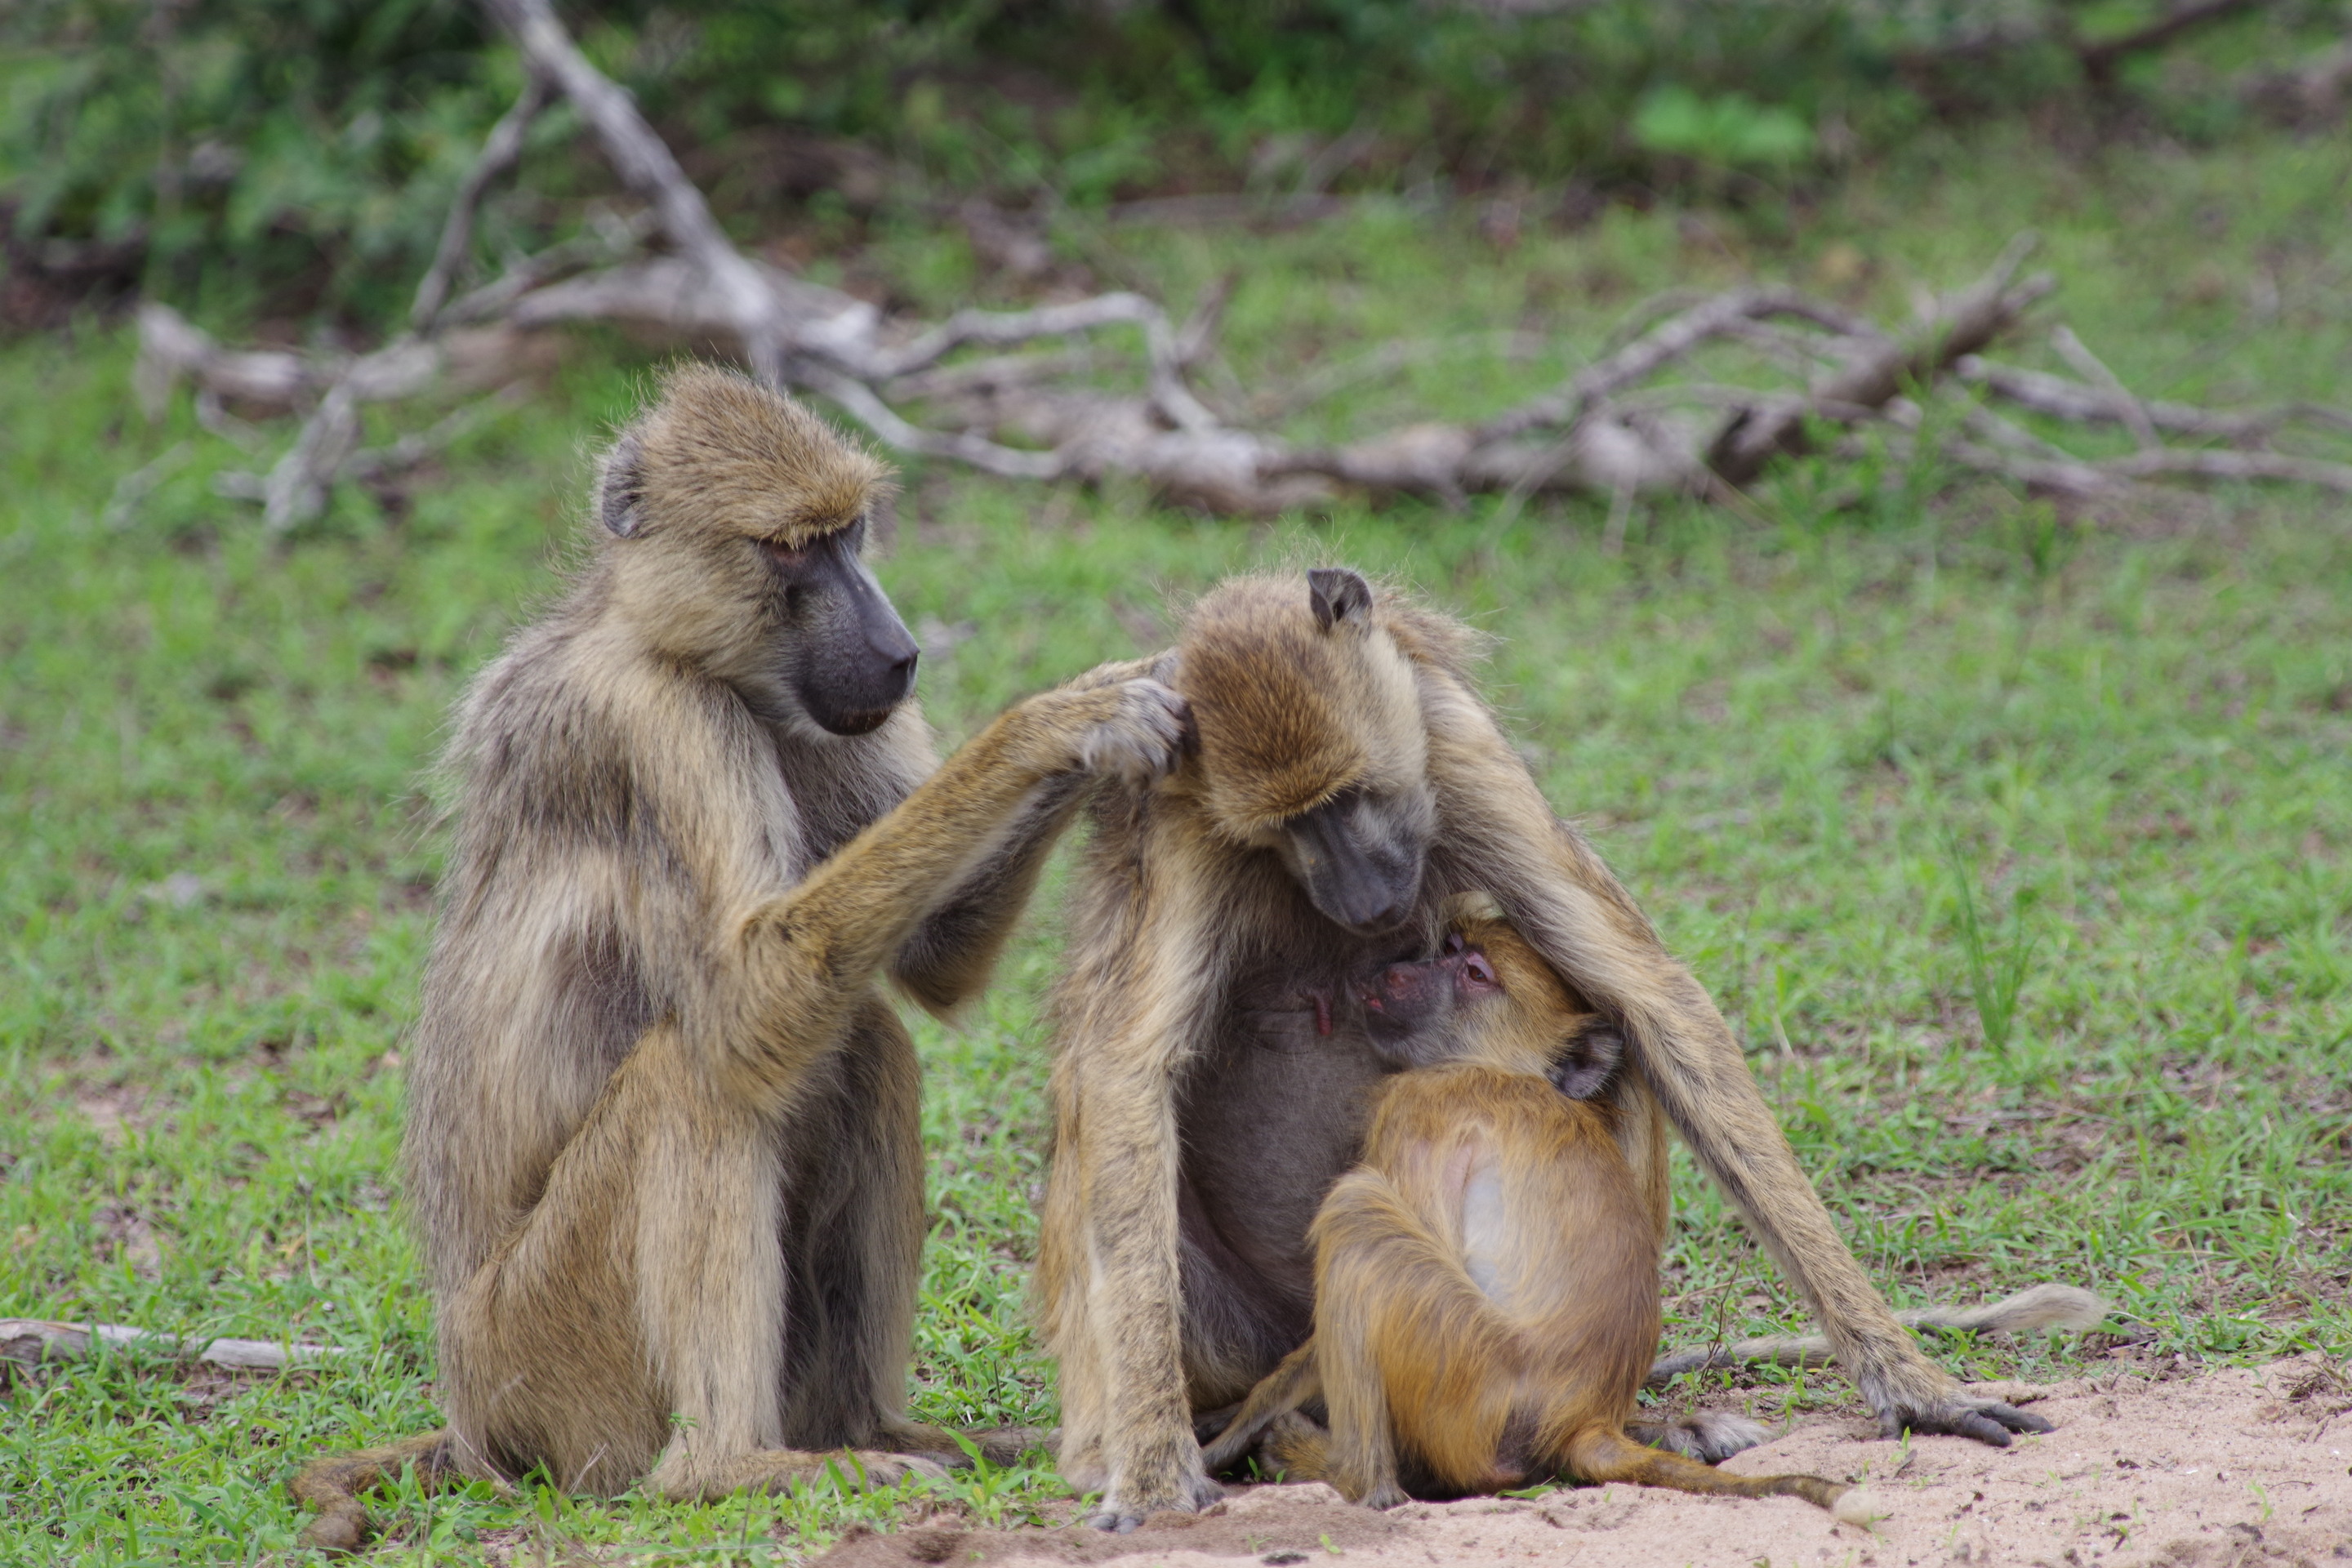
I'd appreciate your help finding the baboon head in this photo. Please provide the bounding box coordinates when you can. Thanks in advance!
[1355,914,1624,1098]
[1175,568,1437,936]
[594,365,919,736]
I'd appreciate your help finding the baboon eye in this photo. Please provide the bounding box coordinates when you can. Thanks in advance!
[760,537,811,572]
[1460,952,1499,991]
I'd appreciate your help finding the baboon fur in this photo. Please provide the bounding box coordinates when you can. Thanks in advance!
[296,367,1187,1548]
[1200,912,1852,1517]
[1036,568,2053,1530]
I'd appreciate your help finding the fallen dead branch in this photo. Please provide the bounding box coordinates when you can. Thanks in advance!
[136,0,2352,526]
[1,1318,343,1372]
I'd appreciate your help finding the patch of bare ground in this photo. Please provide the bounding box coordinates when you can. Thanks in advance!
[814,1361,2352,1568]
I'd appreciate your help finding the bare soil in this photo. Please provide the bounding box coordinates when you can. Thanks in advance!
[815,1361,2352,1568]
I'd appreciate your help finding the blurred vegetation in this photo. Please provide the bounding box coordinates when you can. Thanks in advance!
[6,0,2345,328]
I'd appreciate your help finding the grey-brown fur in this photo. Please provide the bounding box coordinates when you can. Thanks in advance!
[1036,568,2065,1531]
[297,366,1186,1548]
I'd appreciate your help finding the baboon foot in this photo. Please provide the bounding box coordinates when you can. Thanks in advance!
[1629,1411,1768,1463]
[884,1423,1053,1468]
[1878,1392,2052,1447]
[1085,1461,1224,1533]
[683,1447,951,1499]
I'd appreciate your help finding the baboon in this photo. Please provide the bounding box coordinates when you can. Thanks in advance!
[1038,568,2074,1531]
[294,367,1187,1549]
[1197,912,1862,1517]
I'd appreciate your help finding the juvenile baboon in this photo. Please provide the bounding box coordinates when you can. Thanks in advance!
[1198,913,1861,1517]
[295,367,1187,1548]
[1038,568,2069,1531]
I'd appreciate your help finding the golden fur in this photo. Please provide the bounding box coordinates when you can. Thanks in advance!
[1038,568,2042,1530]
[1200,917,1847,1513]
[293,369,1184,1550]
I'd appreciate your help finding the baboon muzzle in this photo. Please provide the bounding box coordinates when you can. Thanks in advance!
[1281,791,1425,937]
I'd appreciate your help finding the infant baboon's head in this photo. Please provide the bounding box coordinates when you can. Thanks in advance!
[1355,915,1623,1098]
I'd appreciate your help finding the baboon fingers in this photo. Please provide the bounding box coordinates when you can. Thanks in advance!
[1068,679,1192,784]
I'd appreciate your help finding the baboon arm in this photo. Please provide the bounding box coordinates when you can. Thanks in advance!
[1419,677,2042,1446]
[1047,821,1228,1530]
[891,653,1183,1013]
[717,679,1183,1101]
[889,653,1189,1007]
[890,773,1088,1014]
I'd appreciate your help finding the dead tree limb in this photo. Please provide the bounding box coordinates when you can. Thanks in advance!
[2078,0,2268,88]
[1,1319,343,1372]
[1707,234,2054,484]
[136,0,2352,525]
[412,74,550,333]
[2051,326,2162,452]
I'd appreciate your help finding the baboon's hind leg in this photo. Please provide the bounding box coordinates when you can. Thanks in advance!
[774,999,1045,1468]
[443,1029,942,1501]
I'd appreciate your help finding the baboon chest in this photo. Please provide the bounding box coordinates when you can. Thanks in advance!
[1174,959,1393,1312]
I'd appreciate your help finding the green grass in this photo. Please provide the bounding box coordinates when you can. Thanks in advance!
[3,120,2350,1564]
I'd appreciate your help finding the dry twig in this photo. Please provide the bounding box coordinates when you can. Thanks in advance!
[1,1318,342,1372]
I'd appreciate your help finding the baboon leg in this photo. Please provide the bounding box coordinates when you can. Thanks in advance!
[1310,1169,1521,1511]
[1038,823,1229,1530]
[441,1029,941,1499]
[289,1429,458,1554]
[777,996,930,1454]
[1200,1339,1322,1474]
[1561,1427,1848,1512]
[1256,1410,1337,1485]
[775,996,1035,1465]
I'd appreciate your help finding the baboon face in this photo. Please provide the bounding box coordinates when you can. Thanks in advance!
[1356,919,1624,1096]
[1356,929,1499,1069]
[747,515,920,735]
[1270,784,1432,938]
[597,367,919,737]
[1178,568,1437,938]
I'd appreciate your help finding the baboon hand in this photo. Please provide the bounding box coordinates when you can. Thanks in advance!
[1878,1392,2053,1447]
[1068,678,1192,786]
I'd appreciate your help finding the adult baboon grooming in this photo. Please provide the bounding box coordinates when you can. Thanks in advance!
[1199,912,1862,1518]
[294,368,1187,1548]
[1038,568,2068,1531]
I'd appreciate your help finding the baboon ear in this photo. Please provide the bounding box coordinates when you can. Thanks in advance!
[597,432,648,539]
[1307,568,1374,632]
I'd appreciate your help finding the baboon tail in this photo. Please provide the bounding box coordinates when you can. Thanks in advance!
[1561,1426,1863,1517]
[1646,1283,2108,1384]
[289,1428,458,1554]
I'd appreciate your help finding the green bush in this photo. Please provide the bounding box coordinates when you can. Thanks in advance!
[0,0,2314,330]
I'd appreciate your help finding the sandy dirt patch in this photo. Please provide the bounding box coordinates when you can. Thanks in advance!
[816,1361,2352,1568]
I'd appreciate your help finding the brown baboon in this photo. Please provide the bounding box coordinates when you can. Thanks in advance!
[1037,568,2067,1532]
[1197,913,1862,1517]
[294,367,1187,1549]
